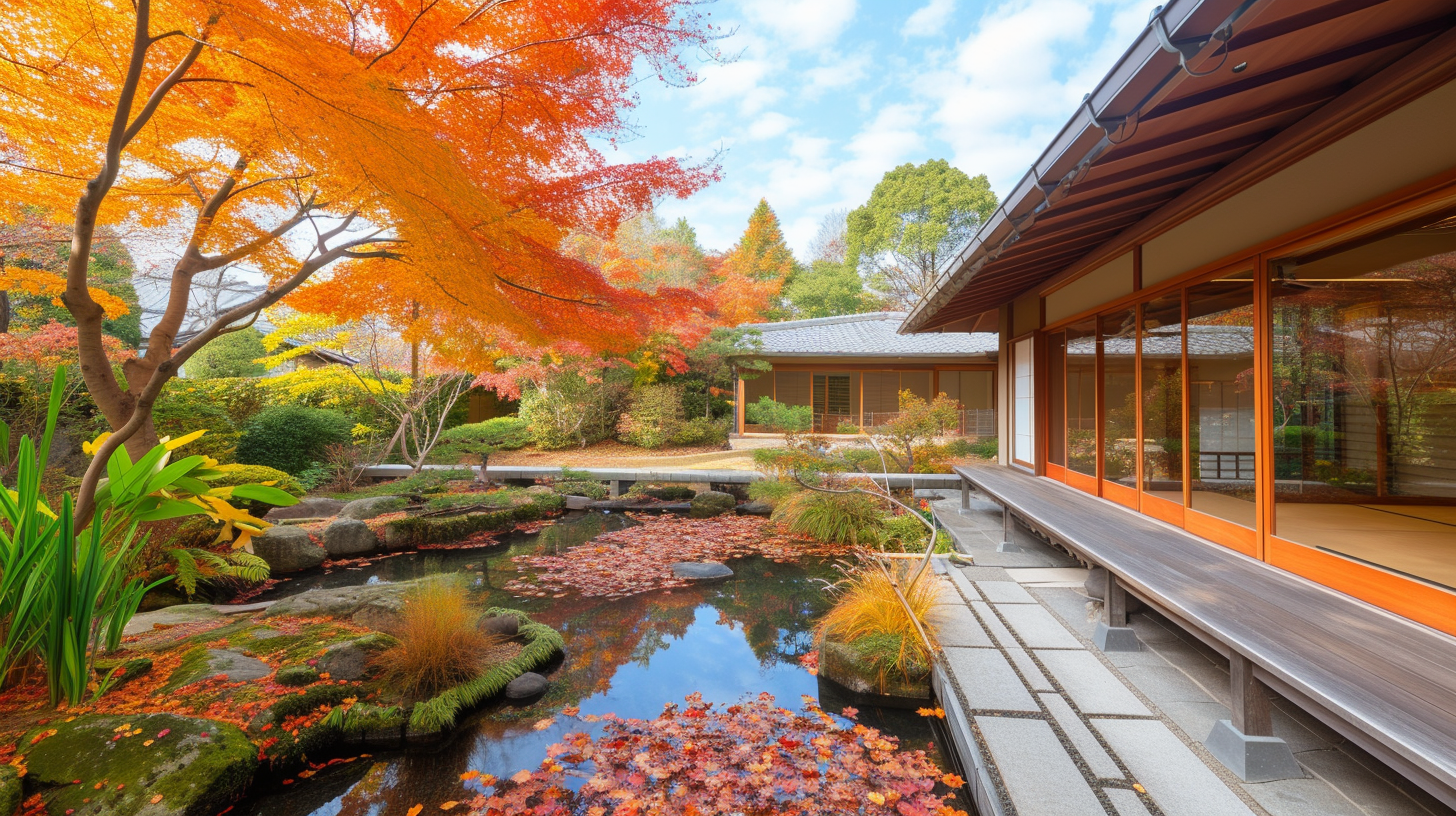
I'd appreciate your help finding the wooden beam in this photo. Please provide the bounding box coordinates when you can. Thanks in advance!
[1230,651,1275,737]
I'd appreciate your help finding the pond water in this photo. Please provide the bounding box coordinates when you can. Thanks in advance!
[237,511,959,815]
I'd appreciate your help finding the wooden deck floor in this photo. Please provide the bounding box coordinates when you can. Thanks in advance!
[954,464,1456,808]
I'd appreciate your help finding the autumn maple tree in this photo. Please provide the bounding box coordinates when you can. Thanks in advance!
[0,0,720,523]
[711,198,798,325]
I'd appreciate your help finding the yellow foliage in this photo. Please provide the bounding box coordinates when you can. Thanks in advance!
[818,558,943,680]
[0,267,129,319]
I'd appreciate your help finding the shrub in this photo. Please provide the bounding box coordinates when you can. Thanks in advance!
[208,464,306,514]
[772,490,885,545]
[383,502,545,548]
[153,382,240,462]
[753,446,842,479]
[818,559,943,686]
[236,405,353,475]
[432,417,530,463]
[184,327,267,378]
[372,579,503,700]
[746,479,798,507]
[623,483,696,502]
[617,384,685,449]
[969,436,998,459]
[745,397,812,432]
[881,513,951,554]
[187,377,268,426]
[835,421,860,434]
[520,369,627,450]
[670,416,729,447]
[552,479,608,500]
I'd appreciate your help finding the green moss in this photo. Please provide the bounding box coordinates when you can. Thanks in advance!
[0,764,19,816]
[164,645,215,692]
[552,479,608,500]
[383,503,544,548]
[20,713,257,816]
[275,665,320,687]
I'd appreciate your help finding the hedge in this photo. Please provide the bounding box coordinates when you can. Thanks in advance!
[382,502,546,549]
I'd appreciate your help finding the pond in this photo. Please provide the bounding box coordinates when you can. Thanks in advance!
[236,511,960,815]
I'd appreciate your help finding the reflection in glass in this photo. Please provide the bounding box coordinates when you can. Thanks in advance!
[1141,296,1184,499]
[1100,308,1138,485]
[1066,319,1098,477]
[1049,332,1067,467]
[1271,215,1456,590]
[1186,279,1257,527]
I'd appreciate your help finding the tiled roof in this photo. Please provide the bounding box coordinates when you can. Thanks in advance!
[741,312,997,357]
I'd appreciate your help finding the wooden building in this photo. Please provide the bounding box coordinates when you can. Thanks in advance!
[734,312,997,435]
[903,0,1456,802]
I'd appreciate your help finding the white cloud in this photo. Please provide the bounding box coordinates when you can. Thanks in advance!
[738,0,859,51]
[688,56,786,114]
[903,0,956,38]
[745,112,797,140]
[802,53,872,98]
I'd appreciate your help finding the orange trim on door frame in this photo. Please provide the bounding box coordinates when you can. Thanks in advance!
[1185,509,1258,557]
[1267,536,1456,638]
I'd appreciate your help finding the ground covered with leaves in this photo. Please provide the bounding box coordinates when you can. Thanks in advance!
[502,515,851,599]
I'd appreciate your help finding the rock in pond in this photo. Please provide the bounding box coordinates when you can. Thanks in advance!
[339,495,409,520]
[524,485,555,496]
[323,517,378,557]
[317,633,398,681]
[261,581,411,630]
[265,496,345,521]
[738,501,773,517]
[504,672,549,700]
[563,495,595,510]
[252,525,326,573]
[20,712,257,816]
[168,648,272,689]
[689,490,737,518]
[671,561,734,582]
[479,613,520,638]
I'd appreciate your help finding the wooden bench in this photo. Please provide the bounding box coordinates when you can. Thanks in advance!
[954,464,1456,807]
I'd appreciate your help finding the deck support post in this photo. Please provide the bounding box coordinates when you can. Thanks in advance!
[609,480,623,498]
[960,479,970,512]
[997,505,1022,552]
[1093,573,1140,652]
[1207,652,1302,782]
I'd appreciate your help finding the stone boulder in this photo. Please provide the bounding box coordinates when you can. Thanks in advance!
[323,518,378,557]
[253,526,326,573]
[818,637,931,703]
[124,604,224,637]
[738,501,774,517]
[689,490,737,518]
[479,613,520,638]
[167,649,272,690]
[275,665,319,687]
[20,713,257,816]
[563,495,594,510]
[0,764,19,816]
[261,581,412,630]
[524,485,556,496]
[504,672,549,700]
[670,561,734,582]
[265,497,345,521]
[339,495,409,520]
[317,633,398,681]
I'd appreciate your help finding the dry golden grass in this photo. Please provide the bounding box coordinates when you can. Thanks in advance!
[373,578,504,700]
[817,556,943,681]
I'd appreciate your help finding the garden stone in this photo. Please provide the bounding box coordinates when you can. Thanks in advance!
[261,581,414,630]
[265,497,345,521]
[0,765,18,816]
[318,634,397,681]
[563,495,594,510]
[323,518,378,557]
[275,665,319,687]
[524,485,555,496]
[169,649,272,689]
[480,613,520,638]
[124,603,224,637]
[505,672,549,699]
[1084,567,1143,612]
[671,561,734,582]
[339,495,408,520]
[253,525,326,573]
[20,712,257,816]
[689,490,737,518]
[738,501,773,517]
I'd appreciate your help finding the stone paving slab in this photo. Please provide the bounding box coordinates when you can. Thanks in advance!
[1105,787,1156,816]
[1037,650,1153,716]
[943,648,1039,713]
[976,581,1037,604]
[1093,718,1257,816]
[969,601,1018,649]
[928,604,995,648]
[976,716,1107,816]
[1005,646,1053,692]
[1039,692,1124,780]
[945,568,982,601]
[1007,567,1093,585]
[997,603,1086,649]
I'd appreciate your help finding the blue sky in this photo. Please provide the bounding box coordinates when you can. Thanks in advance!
[608,0,1155,257]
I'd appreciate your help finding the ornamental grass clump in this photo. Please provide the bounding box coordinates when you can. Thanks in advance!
[818,559,943,685]
[772,489,885,545]
[373,579,503,700]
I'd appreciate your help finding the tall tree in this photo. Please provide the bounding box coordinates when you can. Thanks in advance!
[808,209,849,265]
[711,199,797,324]
[846,160,997,309]
[0,0,720,524]
[781,260,885,318]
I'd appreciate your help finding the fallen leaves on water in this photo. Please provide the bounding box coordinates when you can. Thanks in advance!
[466,692,966,816]
[502,515,849,599]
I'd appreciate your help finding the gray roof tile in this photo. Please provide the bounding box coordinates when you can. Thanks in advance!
[741,312,998,357]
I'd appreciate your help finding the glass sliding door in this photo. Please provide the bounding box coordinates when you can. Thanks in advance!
[1270,214,1456,592]
[1100,308,1139,505]
[1140,294,1185,522]
[1065,319,1099,490]
[1186,275,1258,551]
[1048,332,1067,474]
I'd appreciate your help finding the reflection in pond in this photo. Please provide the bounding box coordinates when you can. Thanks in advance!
[238,512,950,815]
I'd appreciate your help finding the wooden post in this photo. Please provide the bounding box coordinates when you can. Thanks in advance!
[961,479,970,511]
[1104,572,1128,628]
[1001,505,1015,546]
[1229,652,1274,737]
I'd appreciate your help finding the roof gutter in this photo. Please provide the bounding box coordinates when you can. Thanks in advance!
[899,0,1263,334]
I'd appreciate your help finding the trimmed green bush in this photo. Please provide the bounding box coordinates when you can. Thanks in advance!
[236,405,353,475]
[520,370,626,449]
[432,417,530,463]
[968,436,998,459]
[624,483,696,501]
[671,416,730,446]
[184,327,267,378]
[745,397,812,432]
[553,479,608,500]
[617,384,686,449]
